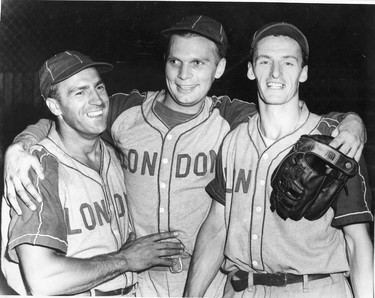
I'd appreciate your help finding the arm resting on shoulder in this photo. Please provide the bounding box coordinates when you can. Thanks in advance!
[184,200,226,297]
[4,119,53,214]
[329,112,366,161]
[343,223,374,298]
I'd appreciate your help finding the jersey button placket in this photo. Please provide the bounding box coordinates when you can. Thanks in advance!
[158,133,174,231]
[251,152,270,271]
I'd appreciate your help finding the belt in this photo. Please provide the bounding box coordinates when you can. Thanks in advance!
[81,284,135,296]
[231,270,330,291]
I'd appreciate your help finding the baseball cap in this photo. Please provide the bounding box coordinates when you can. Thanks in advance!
[161,15,228,57]
[250,22,309,61]
[39,50,113,99]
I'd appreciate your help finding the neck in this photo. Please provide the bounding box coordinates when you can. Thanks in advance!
[258,100,302,141]
[57,123,102,172]
[162,90,204,114]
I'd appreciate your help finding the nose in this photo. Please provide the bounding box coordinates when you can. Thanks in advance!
[271,63,281,79]
[178,63,192,80]
[89,90,103,105]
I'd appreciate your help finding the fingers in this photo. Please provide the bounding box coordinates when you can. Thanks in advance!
[330,127,339,138]
[4,183,22,215]
[329,132,361,159]
[155,257,181,268]
[354,144,364,162]
[149,231,180,242]
[10,176,37,211]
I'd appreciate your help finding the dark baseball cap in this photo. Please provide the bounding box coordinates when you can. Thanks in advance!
[250,22,309,61]
[39,50,113,99]
[161,15,228,57]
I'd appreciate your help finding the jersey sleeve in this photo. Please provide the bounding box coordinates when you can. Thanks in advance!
[13,119,53,144]
[205,144,226,205]
[103,91,145,144]
[213,96,257,131]
[7,148,68,263]
[318,112,367,143]
[331,156,373,227]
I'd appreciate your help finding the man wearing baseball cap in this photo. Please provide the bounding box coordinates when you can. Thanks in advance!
[184,22,373,298]
[3,17,367,297]
[1,50,184,295]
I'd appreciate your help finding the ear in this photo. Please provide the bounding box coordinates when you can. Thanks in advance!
[214,58,226,79]
[299,65,308,83]
[247,61,256,80]
[45,97,62,116]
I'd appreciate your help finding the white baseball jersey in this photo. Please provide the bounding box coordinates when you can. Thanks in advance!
[206,102,373,275]
[1,123,135,295]
[108,89,256,255]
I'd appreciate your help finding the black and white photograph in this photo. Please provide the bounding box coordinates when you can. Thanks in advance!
[0,1,373,297]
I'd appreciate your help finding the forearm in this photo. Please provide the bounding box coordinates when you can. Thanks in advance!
[184,201,226,297]
[18,246,129,296]
[344,223,374,298]
[13,119,53,150]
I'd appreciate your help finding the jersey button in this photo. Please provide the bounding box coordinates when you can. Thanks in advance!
[252,234,258,240]
[160,182,166,189]
[162,158,168,164]
[166,134,173,140]
[259,180,265,186]
[255,206,262,213]
[252,260,258,267]
[160,207,165,213]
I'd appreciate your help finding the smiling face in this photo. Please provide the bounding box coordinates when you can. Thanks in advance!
[247,35,308,107]
[46,67,109,139]
[164,34,226,114]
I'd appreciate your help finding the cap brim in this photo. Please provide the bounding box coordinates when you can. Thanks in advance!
[54,62,113,85]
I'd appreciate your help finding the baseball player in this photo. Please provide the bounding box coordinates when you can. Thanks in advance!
[1,51,183,296]
[3,17,367,297]
[184,22,373,298]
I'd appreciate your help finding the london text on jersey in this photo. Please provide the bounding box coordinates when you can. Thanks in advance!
[122,149,217,177]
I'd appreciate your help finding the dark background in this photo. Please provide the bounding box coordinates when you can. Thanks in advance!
[0,0,374,294]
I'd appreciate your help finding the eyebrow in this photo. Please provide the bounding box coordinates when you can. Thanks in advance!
[67,79,104,96]
[256,54,298,61]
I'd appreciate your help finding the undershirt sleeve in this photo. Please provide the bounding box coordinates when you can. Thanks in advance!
[205,145,226,205]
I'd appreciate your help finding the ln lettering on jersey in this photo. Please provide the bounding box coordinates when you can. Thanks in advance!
[122,149,217,178]
[65,193,126,234]
[225,168,252,194]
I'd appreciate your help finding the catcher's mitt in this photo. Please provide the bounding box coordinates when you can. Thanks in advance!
[270,134,358,221]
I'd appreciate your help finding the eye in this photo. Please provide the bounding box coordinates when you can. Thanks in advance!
[193,60,203,66]
[74,90,84,96]
[168,59,180,67]
[97,84,106,92]
[258,59,270,65]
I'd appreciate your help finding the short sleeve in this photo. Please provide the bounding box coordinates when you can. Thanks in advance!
[331,156,373,227]
[7,148,68,262]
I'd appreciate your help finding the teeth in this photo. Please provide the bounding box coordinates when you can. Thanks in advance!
[87,110,103,117]
[179,85,195,90]
[267,82,283,88]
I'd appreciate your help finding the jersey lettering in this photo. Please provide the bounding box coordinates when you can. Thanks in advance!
[64,194,125,235]
[225,168,252,194]
[123,149,217,178]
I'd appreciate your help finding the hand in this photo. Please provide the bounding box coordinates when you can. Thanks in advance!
[3,143,44,215]
[330,113,365,161]
[118,231,184,272]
